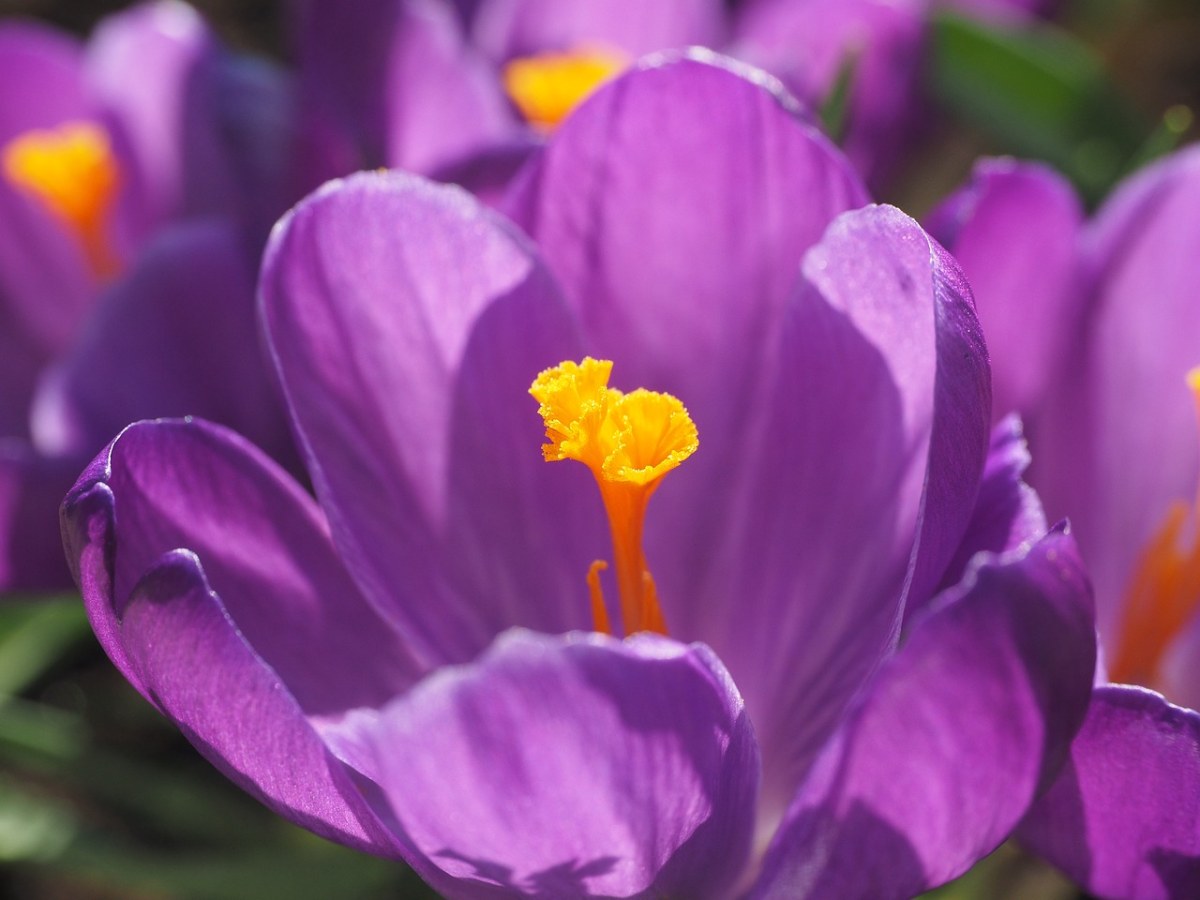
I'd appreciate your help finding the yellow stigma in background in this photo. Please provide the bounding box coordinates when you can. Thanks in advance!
[3,121,121,278]
[503,47,628,132]
[1111,367,1200,687]
[531,357,698,636]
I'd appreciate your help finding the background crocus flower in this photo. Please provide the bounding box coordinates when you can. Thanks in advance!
[0,2,296,593]
[931,147,1200,898]
[63,54,1096,898]
[292,0,1045,197]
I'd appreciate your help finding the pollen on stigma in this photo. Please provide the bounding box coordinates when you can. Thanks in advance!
[1111,367,1200,687]
[502,46,627,132]
[530,357,698,638]
[3,121,121,278]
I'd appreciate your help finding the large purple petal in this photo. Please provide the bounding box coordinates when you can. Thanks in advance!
[1020,684,1200,899]
[685,205,988,832]
[927,158,1084,422]
[752,527,1096,898]
[30,221,292,465]
[471,0,726,61]
[937,414,1048,593]
[61,417,421,716]
[324,629,759,898]
[0,22,89,146]
[1031,147,1200,641]
[292,0,514,175]
[0,177,91,435]
[729,0,928,188]
[261,171,597,668]
[0,442,79,592]
[114,548,412,861]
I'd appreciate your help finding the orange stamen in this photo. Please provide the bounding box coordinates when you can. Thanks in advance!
[502,46,627,132]
[531,357,697,636]
[1110,369,1200,686]
[2,121,121,278]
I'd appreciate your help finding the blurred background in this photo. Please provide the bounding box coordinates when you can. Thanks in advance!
[0,0,1197,897]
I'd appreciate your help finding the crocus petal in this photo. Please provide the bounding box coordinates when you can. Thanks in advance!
[752,527,1096,899]
[325,629,759,899]
[1032,146,1200,639]
[729,0,927,188]
[293,0,514,175]
[61,417,421,716]
[937,413,1048,593]
[84,0,217,233]
[0,177,91,434]
[261,170,599,668]
[684,204,988,831]
[115,547,410,860]
[927,158,1083,422]
[1020,684,1200,899]
[0,22,89,146]
[471,0,727,61]
[30,220,292,465]
[0,442,78,592]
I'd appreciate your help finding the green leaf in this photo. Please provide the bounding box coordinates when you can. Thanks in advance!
[929,11,1147,203]
[0,596,90,696]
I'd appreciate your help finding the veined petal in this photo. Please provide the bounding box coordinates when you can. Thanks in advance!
[60,417,420,716]
[927,158,1084,422]
[752,527,1095,899]
[1020,684,1200,899]
[324,629,759,898]
[0,22,89,147]
[0,442,79,592]
[261,170,597,668]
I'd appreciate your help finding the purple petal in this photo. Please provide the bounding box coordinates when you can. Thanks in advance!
[293,0,514,175]
[752,527,1096,898]
[0,22,90,146]
[927,158,1084,422]
[325,629,759,898]
[261,170,597,667]
[61,417,421,716]
[30,221,293,465]
[683,205,988,831]
[471,0,727,61]
[1031,146,1200,641]
[0,177,91,435]
[0,442,79,592]
[1020,684,1200,899]
[115,547,411,860]
[730,0,928,188]
[936,414,1048,594]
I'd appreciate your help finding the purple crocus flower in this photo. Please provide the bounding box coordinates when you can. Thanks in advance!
[0,2,295,592]
[931,149,1200,897]
[292,0,1042,196]
[63,56,1095,897]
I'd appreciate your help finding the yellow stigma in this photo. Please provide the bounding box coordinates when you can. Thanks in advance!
[531,357,698,636]
[1111,368,1200,687]
[502,46,627,132]
[3,121,121,278]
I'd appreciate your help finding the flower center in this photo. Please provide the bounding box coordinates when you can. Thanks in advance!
[2,121,121,278]
[502,46,627,132]
[530,357,698,636]
[1110,368,1200,686]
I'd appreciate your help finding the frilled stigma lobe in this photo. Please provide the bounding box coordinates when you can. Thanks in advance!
[3,121,121,278]
[531,358,698,637]
[1111,368,1200,686]
[502,47,627,132]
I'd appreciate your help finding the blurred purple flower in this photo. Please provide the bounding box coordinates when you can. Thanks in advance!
[0,2,296,593]
[63,56,1095,898]
[291,0,1046,196]
[931,148,1200,898]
